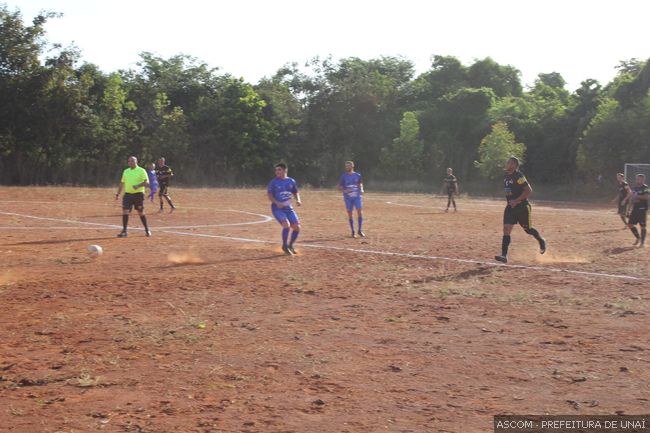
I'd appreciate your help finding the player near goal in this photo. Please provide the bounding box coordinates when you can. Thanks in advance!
[267,163,302,255]
[495,157,546,263]
[156,157,176,212]
[628,173,649,247]
[338,161,365,238]
[441,167,458,212]
[115,156,151,238]
[613,173,632,227]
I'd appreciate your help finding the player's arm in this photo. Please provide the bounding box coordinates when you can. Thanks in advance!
[293,188,302,206]
[359,182,364,194]
[623,185,633,204]
[454,181,459,195]
[637,188,649,203]
[115,181,124,199]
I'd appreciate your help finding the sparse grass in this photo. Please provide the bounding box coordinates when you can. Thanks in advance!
[68,372,107,388]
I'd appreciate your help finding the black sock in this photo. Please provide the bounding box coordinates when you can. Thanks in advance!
[160,201,163,209]
[525,227,543,242]
[501,235,511,256]
[620,214,627,225]
[140,215,149,231]
[122,214,128,231]
[631,227,640,239]
[642,227,647,243]
[165,196,175,208]
[452,199,456,209]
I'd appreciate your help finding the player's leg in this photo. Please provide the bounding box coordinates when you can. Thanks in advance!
[446,192,451,212]
[272,207,293,255]
[520,204,546,254]
[287,210,301,254]
[162,185,175,211]
[628,211,641,245]
[496,205,516,262]
[158,186,165,212]
[618,204,628,226]
[134,194,151,237]
[344,197,355,237]
[355,197,365,237]
[639,212,647,247]
[119,194,132,237]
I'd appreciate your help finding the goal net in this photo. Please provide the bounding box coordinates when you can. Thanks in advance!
[624,163,650,185]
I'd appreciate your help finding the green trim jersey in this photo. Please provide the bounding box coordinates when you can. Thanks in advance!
[632,184,649,211]
[504,170,529,203]
[444,175,457,193]
[156,165,173,186]
[617,181,630,204]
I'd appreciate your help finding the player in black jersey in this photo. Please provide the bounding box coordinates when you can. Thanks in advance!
[441,168,458,212]
[628,174,649,247]
[612,173,632,227]
[495,157,546,263]
[155,157,176,212]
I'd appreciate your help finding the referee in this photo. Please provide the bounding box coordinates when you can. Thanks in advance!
[115,156,152,237]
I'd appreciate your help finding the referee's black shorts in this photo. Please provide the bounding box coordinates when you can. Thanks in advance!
[122,192,145,211]
[503,201,532,229]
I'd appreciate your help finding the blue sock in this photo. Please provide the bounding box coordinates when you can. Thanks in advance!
[358,216,363,232]
[348,218,354,233]
[289,230,299,246]
[282,228,289,246]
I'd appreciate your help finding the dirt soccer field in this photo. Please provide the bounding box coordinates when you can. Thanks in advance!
[0,187,648,433]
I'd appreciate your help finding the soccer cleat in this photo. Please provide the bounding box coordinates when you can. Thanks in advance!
[169,207,175,214]
[633,238,640,246]
[117,231,128,238]
[158,208,164,213]
[282,245,293,256]
[351,232,357,238]
[494,255,508,263]
[288,245,297,255]
[145,229,152,237]
[357,231,366,238]
[539,237,547,255]
[444,208,449,213]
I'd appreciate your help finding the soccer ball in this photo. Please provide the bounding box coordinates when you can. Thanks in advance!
[87,245,103,256]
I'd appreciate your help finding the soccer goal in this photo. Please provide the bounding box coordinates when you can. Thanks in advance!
[624,163,650,184]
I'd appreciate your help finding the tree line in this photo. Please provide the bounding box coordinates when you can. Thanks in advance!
[1,5,649,192]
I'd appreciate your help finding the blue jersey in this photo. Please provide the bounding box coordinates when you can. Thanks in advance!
[339,172,363,198]
[267,177,298,208]
[148,170,159,192]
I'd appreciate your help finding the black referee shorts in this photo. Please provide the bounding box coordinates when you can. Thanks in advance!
[122,192,145,211]
[504,202,532,229]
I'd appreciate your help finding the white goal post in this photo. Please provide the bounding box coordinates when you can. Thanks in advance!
[624,163,650,184]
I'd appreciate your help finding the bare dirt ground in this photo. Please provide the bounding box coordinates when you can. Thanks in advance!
[0,187,648,433]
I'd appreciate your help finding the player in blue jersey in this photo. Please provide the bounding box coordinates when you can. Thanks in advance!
[495,157,546,263]
[267,163,302,255]
[338,161,365,238]
[146,162,159,202]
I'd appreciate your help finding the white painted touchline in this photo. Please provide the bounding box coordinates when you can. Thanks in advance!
[2,210,647,282]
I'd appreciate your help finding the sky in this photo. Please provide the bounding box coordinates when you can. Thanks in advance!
[8,0,650,91]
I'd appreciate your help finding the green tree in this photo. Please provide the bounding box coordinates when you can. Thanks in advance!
[475,121,526,179]
[380,111,423,178]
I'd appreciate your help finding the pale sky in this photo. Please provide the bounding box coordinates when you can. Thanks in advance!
[8,0,650,91]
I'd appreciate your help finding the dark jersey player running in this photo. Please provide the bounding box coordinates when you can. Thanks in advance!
[495,157,546,263]
[628,173,649,248]
[155,157,176,212]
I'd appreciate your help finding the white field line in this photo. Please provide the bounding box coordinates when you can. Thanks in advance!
[1,210,648,282]
[384,200,609,215]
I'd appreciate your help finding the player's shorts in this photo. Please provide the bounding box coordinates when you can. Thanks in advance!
[618,202,629,215]
[628,208,647,226]
[344,195,363,212]
[503,201,532,229]
[447,189,456,197]
[159,183,169,196]
[122,192,145,211]
[272,205,300,225]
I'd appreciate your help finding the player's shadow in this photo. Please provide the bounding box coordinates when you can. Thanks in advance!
[603,246,636,255]
[4,237,116,246]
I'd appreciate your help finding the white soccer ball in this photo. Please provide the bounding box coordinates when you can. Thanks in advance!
[87,244,103,256]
